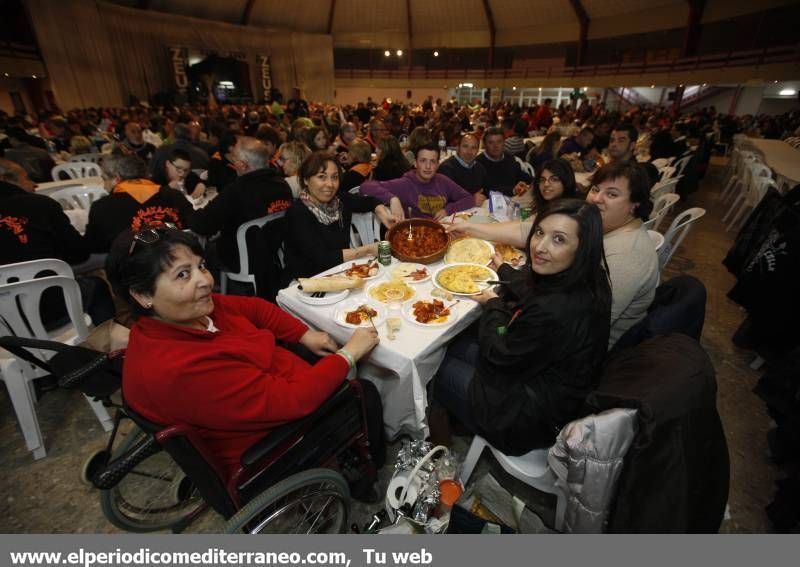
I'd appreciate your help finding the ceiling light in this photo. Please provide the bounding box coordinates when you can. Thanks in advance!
[396,49,403,56]
[384,50,390,57]
[31,74,37,78]
[779,89,796,96]
[774,80,779,84]
[433,51,439,57]
[3,72,8,77]
[512,86,517,90]
[650,85,655,88]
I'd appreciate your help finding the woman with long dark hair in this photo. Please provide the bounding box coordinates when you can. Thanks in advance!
[433,199,612,454]
[531,157,578,213]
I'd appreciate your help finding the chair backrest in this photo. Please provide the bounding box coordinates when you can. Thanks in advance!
[233,211,287,278]
[646,229,665,251]
[649,176,681,200]
[47,185,107,211]
[0,258,74,286]
[659,207,706,268]
[515,156,535,178]
[51,162,102,180]
[350,212,381,248]
[68,153,104,164]
[651,158,672,170]
[348,185,361,195]
[672,155,693,177]
[0,275,88,341]
[644,193,680,232]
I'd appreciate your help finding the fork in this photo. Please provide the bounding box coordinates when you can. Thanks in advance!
[407,207,414,241]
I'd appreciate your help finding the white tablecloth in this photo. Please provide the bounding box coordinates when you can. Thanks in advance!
[276,259,483,439]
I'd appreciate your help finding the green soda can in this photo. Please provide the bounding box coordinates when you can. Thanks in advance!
[378,240,392,266]
[520,206,533,221]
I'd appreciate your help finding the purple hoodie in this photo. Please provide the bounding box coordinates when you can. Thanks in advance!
[359,170,473,218]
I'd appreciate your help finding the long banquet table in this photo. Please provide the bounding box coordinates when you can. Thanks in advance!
[276,259,484,439]
[741,138,800,191]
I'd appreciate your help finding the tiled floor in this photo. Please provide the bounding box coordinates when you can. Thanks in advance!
[0,158,782,533]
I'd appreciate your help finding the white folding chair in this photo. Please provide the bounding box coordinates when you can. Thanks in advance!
[726,176,777,233]
[658,207,706,269]
[0,258,74,285]
[348,185,361,195]
[68,153,104,164]
[51,162,102,180]
[349,212,382,248]
[647,229,665,252]
[0,274,113,459]
[722,162,771,229]
[47,185,106,211]
[220,211,286,295]
[671,155,693,178]
[649,176,681,201]
[460,435,566,532]
[720,151,759,204]
[644,193,680,232]
[515,156,535,179]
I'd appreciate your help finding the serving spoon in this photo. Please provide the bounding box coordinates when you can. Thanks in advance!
[407,207,414,241]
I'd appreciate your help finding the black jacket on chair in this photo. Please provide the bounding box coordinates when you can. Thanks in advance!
[585,334,730,533]
[611,275,707,353]
[469,269,611,455]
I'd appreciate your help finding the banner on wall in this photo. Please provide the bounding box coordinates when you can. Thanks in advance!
[168,46,189,94]
[258,54,272,100]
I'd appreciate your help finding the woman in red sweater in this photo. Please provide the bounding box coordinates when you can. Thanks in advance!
[105,227,383,482]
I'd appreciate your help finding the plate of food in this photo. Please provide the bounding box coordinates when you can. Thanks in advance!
[390,262,431,284]
[333,300,385,329]
[493,242,527,268]
[296,276,361,305]
[404,298,459,327]
[365,280,417,304]
[433,263,498,296]
[444,237,495,265]
[329,259,383,280]
[386,219,449,263]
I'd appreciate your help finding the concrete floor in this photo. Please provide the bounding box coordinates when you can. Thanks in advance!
[0,158,782,533]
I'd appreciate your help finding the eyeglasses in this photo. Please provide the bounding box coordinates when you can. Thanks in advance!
[128,222,178,256]
[538,175,562,185]
[168,161,191,174]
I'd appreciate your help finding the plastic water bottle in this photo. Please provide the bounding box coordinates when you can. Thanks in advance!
[438,132,446,156]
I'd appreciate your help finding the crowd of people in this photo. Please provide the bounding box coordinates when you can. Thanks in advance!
[0,89,776,506]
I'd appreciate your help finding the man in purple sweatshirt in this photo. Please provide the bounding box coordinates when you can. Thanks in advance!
[360,144,473,221]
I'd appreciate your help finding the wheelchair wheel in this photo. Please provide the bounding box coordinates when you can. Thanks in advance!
[99,428,205,532]
[80,448,110,487]
[224,468,349,534]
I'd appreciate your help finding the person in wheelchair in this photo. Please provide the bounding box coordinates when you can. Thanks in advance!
[105,227,386,493]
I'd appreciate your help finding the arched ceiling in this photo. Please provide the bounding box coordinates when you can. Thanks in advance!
[107,0,799,48]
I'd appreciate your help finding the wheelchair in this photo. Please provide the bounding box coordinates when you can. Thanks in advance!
[0,336,377,534]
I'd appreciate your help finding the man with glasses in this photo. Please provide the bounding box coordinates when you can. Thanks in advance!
[148,122,210,180]
[84,154,193,253]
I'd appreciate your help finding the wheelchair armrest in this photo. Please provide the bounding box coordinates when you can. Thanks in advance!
[239,382,354,468]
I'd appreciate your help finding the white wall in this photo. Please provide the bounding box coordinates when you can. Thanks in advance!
[736,87,764,116]
[758,97,800,115]
[681,89,737,114]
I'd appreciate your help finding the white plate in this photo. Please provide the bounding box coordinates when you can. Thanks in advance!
[403,298,460,327]
[325,259,383,281]
[390,262,431,284]
[365,280,417,304]
[333,300,386,329]
[295,285,350,306]
[432,263,499,296]
[444,238,496,266]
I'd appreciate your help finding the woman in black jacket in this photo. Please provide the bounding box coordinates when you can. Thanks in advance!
[284,151,398,280]
[434,199,612,455]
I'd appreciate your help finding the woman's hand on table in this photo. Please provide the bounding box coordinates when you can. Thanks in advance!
[299,329,339,356]
[472,289,499,305]
[375,204,398,228]
[432,209,449,222]
[474,190,487,207]
[443,219,474,238]
[343,328,379,360]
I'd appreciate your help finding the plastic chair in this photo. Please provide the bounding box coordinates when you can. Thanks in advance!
[460,435,566,531]
[647,229,665,252]
[51,162,102,180]
[671,155,693,178]
[649,176,681,200]
[515,156,535,179]
[722,162,771,229]
[348,185,361,195]
[726,176,777,233]
[658,207,706,269]
[349,212,382,248]
[644,193,680,232]
[0,275,113,459]
[68,153,104,164]
[47,185,106,211]
[220,211,286,295]
[720,151,759,204]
